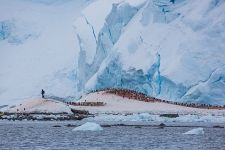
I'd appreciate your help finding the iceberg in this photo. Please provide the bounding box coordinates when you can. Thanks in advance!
[183,128,204,135]
[72,122,103,131]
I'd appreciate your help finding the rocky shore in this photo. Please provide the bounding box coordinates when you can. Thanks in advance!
[0,109,92,121]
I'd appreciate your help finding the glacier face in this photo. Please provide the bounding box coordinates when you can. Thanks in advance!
[74,0,145,92]
[75,0,225,105]
[1,0,225,105]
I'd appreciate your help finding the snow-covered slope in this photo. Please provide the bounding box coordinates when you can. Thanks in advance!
[0,0,91,105]
[74,0,225,105]
[73,91,225,115]
[3,98,72,114]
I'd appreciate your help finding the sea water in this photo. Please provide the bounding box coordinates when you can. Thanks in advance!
[0,121,224,150]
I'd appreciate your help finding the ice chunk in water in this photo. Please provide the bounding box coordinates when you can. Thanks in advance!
[183,128,204,135]
[72,122,103,131]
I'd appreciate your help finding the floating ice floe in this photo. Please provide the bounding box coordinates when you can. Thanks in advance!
[72,122,103,131]
[183,128,204,135]
[86,113,225,123]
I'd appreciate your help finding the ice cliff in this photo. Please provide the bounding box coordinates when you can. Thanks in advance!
[1,0,225,105]
[74,0,225,105]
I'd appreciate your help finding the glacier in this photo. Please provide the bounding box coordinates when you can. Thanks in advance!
[74,0,225,105]
[0,0,225,105]
[0,0,91,105]
[0,20,37,44]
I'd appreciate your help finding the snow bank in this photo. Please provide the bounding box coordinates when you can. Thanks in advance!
[3,99,72,114]
[72,122,103,131]
[183,128,204,135]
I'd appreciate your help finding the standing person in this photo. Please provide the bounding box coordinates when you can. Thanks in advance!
[41,89,45,98]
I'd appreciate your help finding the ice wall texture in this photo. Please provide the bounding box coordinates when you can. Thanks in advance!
[0,20,37,44]
[75,0,225,105]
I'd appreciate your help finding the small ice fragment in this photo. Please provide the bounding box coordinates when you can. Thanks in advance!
[183,128,204,135]
[72,122,103,131]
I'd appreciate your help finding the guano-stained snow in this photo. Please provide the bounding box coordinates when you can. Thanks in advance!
[72,91,225,115]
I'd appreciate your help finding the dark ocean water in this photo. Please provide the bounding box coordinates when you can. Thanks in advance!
[0,121,225,150]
